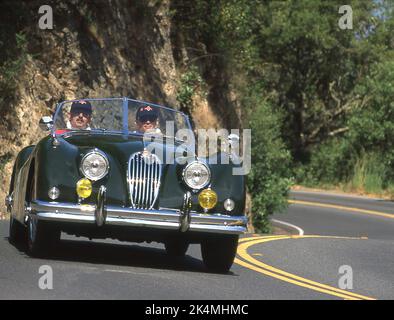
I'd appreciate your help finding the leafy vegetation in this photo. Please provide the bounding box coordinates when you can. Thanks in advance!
[247,99,292,233]
[176,65,206,112]
[0,32,29,107]
[173,0,394,231]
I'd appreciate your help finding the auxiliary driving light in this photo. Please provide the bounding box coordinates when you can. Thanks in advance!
[76,178,92,199]
[198,188,218,210]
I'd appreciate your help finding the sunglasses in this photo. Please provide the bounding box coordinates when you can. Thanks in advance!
[138,115,158,123]
[71,111,91,118]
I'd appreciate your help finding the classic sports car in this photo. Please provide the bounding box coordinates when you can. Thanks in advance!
[6,98,247,272]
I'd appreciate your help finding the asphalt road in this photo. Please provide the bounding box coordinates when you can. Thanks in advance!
[0,190,393,300]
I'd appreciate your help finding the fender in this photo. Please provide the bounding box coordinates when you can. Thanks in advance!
[10,145,35,223]
[200,152,246,216]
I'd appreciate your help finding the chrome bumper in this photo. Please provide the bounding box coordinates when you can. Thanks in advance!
[30,200,247,235]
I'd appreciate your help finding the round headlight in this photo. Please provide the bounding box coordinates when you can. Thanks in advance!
[80,150,109,181]
[183,161,211,190]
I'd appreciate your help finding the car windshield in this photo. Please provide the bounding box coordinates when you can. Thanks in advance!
[52,98,191,138]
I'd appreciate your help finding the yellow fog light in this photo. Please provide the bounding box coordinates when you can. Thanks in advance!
[76,178,92,199]
[198,189,218,210]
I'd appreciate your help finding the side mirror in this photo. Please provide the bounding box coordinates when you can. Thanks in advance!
[39,116,53,131]
[228,133,240,151]
[228,133,240,163]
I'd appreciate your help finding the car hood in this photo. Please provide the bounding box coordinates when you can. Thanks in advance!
[59,132,195,164]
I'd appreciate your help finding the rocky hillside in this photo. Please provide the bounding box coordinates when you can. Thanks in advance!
[0,0,244,216]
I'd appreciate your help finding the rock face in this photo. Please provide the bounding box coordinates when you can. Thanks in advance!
[0,1,243,216]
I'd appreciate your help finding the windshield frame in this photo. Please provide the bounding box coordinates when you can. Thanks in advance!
[51,97,192,138]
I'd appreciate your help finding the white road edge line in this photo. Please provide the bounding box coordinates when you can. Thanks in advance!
[271,219,304,236]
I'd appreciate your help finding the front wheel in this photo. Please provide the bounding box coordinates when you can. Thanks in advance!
[201,235,239,273]
[27,216,60,258]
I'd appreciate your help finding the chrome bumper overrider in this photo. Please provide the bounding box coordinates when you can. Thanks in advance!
[30,200,247,235]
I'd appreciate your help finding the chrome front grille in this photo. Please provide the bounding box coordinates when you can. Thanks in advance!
[127,151,162,209]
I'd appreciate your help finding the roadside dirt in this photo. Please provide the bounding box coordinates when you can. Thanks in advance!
[271,226,292,236]
[292,185,394,200]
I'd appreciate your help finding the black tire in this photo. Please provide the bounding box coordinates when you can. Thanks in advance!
[27,216,60,258]
[9,214,26,245]
[201,235,239,273]
[165,240,189,257]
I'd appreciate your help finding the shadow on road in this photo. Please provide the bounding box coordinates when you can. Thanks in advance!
[53,239,207,273]
[5,235,236,276]
[376,199,394,204]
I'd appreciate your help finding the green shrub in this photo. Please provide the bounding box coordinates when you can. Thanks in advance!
[0,32,29,106]
[298,138,357,187]
[176,65,206,111]
[247,100,292,233]
[348,152,387,194]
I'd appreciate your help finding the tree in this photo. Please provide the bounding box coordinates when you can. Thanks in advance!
[246,0,386,161]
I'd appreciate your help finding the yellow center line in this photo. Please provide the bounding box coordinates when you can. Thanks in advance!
[234,258,358,300]
[239,235,288,244]
[289,199,394,220]
[236,235,375,300]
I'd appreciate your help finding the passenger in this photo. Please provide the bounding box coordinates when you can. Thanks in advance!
[135,105,161,134]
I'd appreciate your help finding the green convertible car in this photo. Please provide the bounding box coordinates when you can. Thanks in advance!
[6,97,247,272]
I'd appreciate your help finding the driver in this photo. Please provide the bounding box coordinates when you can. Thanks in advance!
[67,100,92,130]
[135,105,161,134]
